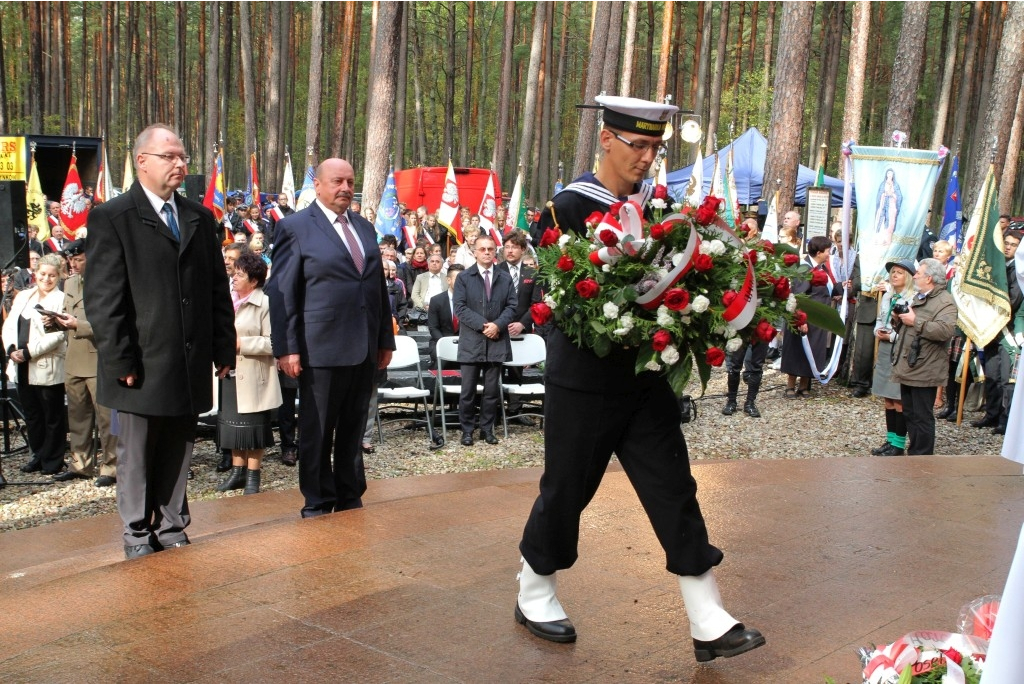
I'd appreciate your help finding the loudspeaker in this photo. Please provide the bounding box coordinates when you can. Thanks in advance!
[0,182,28,270]
[184,174,206,204]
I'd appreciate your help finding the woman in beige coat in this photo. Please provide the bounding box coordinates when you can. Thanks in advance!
[2,254,68,475]
[217,252,282,494]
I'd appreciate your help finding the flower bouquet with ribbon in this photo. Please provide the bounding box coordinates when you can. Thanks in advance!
[530,187,845,395]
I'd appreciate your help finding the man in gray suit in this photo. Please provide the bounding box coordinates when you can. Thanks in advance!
[452,235,517,446]
[86,124,235,559]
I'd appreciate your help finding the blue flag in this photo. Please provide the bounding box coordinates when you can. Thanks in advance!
[374,167,402,242]
[939,156,962,252]
[296,164,316,210]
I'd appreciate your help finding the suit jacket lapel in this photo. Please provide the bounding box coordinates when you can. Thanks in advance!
[308,203,354,262]
[176,200,199,251]
[128,182,182,245]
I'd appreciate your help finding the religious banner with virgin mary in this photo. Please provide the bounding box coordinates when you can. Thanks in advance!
[850,144,945,290]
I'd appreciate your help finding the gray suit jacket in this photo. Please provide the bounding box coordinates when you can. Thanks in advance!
[452,264,517,363]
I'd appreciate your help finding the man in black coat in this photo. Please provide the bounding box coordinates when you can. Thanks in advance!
[86,124,235,560]
[452,234,517,446]
[265,158,395,518]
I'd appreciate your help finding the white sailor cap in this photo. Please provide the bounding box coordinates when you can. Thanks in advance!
[595,95,678,136]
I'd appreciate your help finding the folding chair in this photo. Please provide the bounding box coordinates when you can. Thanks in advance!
[433,336,466,444]
[501,334,546,438]
[375,336,437,446]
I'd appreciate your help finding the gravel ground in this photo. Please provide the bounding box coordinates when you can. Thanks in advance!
[0,365,1007,533]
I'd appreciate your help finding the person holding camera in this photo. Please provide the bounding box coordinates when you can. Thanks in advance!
[889,258,958,455]
[869,259,916,456]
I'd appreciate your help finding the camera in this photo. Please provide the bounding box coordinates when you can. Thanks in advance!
[892,301,910,316]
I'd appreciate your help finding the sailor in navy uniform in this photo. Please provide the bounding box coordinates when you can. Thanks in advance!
[515,95,764,662]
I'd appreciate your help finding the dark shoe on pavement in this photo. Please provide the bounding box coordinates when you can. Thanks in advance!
[481,430,499,445]
[971,417,999,428]
[512,415,536,426]
[851,387,870,398]
[935,406,954,419]
[693,623,765,662]
[281,449,298,466]
[461,432,474,447]
[243,468,261,495]
[743,402,761,418]
[124,544,157,560]
[20,459,42,473]
[54,470,90,482]
[721,400,737,416]
[94,475,116,487]
[945,411,961,422]
[216,451,233,473]
[217,465,246,492]
[870,441,892,456]
[877,443,905,456]
[514,603,577,643]
[993,425,1006,435]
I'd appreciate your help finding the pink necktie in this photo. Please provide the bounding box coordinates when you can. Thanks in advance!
[337,214,364,273]
[483,270,491,300]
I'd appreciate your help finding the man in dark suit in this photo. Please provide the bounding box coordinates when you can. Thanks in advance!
[495,230,542,424]
[452,234,517,446]
[266,158,395,518]
[426,263,463,367]
[86,124,235,560]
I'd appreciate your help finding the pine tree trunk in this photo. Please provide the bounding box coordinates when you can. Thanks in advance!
[952,3,983,155]
[444,1,456,159]
[330,3,354,159]
[572,1,610,178]
[28,2,43,132]
[175,2,187,136]
[967,2,1003,183]
[999,78,1024,215]
[550,1,570,186]
[361,1,404,210]
[705,3,730,156]
[264,2,282,191]
[342,5,362,164]
[883,2,930,140]
[239,2,257,163]
[394,5,408,169]
[601,2,623,95]
[517,3,546,179]
[492,2,515,180]
[840,1,870,157]
[0,10,8,131]
[656,0,673,99]
[204,2,220,169]
[620,1,638,96]
[220,3,234,149]
[930,3,961,150]
[809,2,843,169]
[731,2,744,126]
[460,2,474,166]
[758,1,776,125]
[964,2,1024,210]
[304,1,324,161]
[537,3,554,201]
[412,4,428,167]
[763,2,815,210]
[695,2,711,127]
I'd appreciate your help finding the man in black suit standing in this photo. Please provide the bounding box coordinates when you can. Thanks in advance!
[86,124,235,559]
[426,263,464,367]
[495,230,542,424]
[266,158,395,518]
[452,235,517,446]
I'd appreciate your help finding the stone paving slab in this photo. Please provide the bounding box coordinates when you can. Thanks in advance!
[0,455,1021,683]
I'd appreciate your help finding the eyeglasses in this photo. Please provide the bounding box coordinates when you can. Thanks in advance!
[140,152,190,165]
[610,131,666,156]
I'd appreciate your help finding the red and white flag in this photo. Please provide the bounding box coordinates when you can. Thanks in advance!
[478,171,501,245]
[267,205,285,223]
[436,159,462,243]
[59,153,89,239]
[95,142,113,203]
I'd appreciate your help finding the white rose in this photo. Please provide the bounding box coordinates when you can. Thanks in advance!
[699,243,713,256]
[602,263,612,272]
[661,344,680,365]
[691,295,710,313]
[671,203,683,212]
[656,306,674,327]
[726,337,743,353]
[709,239,726,256]
[618,314,634,332]
[545,295,557,308]
[786,294,797,313]
[681,315,691,325]
[645,360,662,372]
[727,326,739,339]
[558,233,571,247]
[650,198,667,209]
[603,302,620,319]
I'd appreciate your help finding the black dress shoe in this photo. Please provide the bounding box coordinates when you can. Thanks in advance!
[993,425,1006,435]
[693,623,765,662]
[482,431,499,445]
[870,441,892,456]
[945,411,960,422]
[42,467,67,476]
[512,415,536,426]
[971,417,999,428]
[851,388,870,398]
[281,449,298,466]
[743,402,761,418]
[935,406,953,419]
[124,544,157,560]
[216,453,233,473]
[514,603,577,643]
[54,470,90,482]
[721,400,737,416]
[461,433,474,446]
[20,460,42,473]
[95,475,116,487]
[877,443,905,456]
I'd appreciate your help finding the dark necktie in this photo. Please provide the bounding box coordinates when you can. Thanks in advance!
[337,214,364,273]
[510,264,519,292]
[162,202,180,241]
[483,269,491,300]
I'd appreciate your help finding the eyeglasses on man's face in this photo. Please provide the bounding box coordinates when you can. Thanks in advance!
[141,152,190,165]
[610,131,666,157]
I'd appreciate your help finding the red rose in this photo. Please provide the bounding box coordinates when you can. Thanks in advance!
[585,211,604,227]
[530,302,553,326]
[663,288,690,311]
[722,290,738,307]
[760,240,775,254]
[598,229,619,247]
[759,273,777,288]
[609,201,625,215]
[755,319,777,343]
[693,253,714,272]
[575,278,600,299]
[557,255,575,271]
[651,329,672,352]
[695,205,718,225]
[539,227,561,247]
[783,253,799,266]
[773,276,791,300]
[792,310,808,327]
[810,269,828,287]
[941,648,963,666]
[649,222,666,240]
[705,346,726,367]
[653,184,669,200]
[700,195,723,213]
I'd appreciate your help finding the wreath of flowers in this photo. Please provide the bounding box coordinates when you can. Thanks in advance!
[529,187,844,394]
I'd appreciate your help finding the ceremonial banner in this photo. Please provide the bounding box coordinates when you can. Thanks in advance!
[437,159,462,243]
[761,190,779,243]
[478,171,501,245]
[245,152,260,210]
[59,153,88,239]
[685,147,703,207]
[296,163,316,210]
[951,164,1010,347]
[710,152,724,202]
[506,169,526,233]
[850,145,944,290]
[281,152,295,209]
[122,150,134,191]
[939,155,962,251]
[203,149,227,225]
[375,167,402,242]
[26,153,48,239]
[724,149,740,227]
[95,142,113,203]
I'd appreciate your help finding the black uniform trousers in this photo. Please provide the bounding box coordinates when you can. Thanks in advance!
[900,384,938,455]
[519,379,724,577]
[298,360,375,517]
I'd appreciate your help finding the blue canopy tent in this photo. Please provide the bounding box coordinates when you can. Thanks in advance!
[664,127,853,208]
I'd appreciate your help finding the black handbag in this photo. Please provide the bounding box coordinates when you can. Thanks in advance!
[408,308,429,325]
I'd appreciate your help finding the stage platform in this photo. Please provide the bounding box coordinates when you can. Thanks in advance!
[1,455,1022,683]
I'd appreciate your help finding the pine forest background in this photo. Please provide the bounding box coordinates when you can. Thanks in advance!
[2,1,1023,217]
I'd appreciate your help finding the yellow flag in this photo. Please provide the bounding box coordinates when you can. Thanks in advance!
[26,154,49,241]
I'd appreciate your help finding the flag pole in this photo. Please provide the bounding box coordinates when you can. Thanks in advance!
[956,339,973,425]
